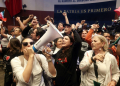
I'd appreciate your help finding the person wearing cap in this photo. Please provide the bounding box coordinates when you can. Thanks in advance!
[62,23,72,36]
[57,12,70,34]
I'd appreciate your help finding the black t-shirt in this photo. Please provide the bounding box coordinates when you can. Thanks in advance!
[52,30,81,86]
[78,39,91,62]
[2,48,22,72]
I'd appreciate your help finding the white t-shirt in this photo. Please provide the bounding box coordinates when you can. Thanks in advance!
[7,34,23,43]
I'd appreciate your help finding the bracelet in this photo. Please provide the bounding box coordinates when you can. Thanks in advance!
[47,59,52,62]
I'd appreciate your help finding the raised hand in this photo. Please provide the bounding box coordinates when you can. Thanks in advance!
[91,24,99,30]
[29,18,38,27]
[29,14,34,20]
[16,17,20,22]
[44,15,50,22]
[62,12,67,17]
[71,24,76,30]
[76,22,81,29]
[1,23,5,33]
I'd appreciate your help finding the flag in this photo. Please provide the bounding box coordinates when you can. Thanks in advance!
[4,0,22,17]
[102,23,106,31]
[0,11,7,22]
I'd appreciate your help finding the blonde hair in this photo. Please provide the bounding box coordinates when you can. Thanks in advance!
[92,35,109,51]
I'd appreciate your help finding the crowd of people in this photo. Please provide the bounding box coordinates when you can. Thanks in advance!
[0,12,120,86]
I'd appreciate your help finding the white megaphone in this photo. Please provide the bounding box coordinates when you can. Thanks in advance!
[33,20,63,52]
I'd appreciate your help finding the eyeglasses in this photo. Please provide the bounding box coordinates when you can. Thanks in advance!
[22,42,34,46]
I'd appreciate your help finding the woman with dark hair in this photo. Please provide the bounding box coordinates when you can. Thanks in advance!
[51,26,82,86]
[0,38,22,86]
[10,36,56,86]
[52,37,63,55]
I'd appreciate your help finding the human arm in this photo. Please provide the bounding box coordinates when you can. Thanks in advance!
[23,14,34,25]
[42,46,56,77]
[22,19,38,38]
[44,15,50,22]
[79,51,93,72]
[22,46,35,83]
[62,12,69,24]
[11,46,35,83]
[1,24,7,38]
[41,24,49,30]
[85,24,99,46]
[16,17,25,31]
[107,55,120,86]
[75,22,82,32]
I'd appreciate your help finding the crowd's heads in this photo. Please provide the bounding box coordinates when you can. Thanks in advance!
[54,37,63,48]
[14,27,22,36]
[81,30,88,40]
[3,26,8,34]
[8,38,21,53]
[57,22,64,31]
[63,24,72,35]
[62,35,74,48]
[114,33,120,41]
[31,27,45,42]
[103,31,110,43]
[21,36,34,55]
[91,35,109,52]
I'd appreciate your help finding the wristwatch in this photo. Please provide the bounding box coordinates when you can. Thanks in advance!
[47,59,52,62]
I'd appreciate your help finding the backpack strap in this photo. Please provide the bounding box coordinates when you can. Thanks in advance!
[13,55,24,84]
[18,55,24,67]
[18,54,42,67]
[35,54,42,67]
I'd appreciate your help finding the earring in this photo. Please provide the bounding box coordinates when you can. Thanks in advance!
[99,48,101,51]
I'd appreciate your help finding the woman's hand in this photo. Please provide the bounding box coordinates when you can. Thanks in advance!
[23,46,35,57]
[91,24,99,31]
[93,54,105,62]
[42,46,52,59]
[107,80,116,86]
[62,12,67,17]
